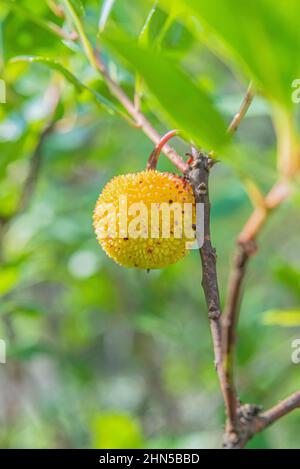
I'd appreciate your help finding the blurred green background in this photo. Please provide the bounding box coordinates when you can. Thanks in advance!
[0,0,299,449]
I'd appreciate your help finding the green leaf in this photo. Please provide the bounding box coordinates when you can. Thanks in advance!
[104,33,228,150]
[98,0,116,33]
[10,55,133,121]
[10,55,83,91]
[162,0,300,107]
[262,309,300,327]
[138,1,159,46]
[62,0,98,70]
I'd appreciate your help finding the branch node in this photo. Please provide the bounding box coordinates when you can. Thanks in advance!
[237,239,258,258]
[208,307,221,321]
[223,402,263,449]
[197,182,207,195]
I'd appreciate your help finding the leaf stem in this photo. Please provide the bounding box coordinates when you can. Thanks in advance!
[146,129,180,170]
[227,82,254,135]
[62,0,98,70]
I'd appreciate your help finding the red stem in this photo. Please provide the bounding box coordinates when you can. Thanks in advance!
[146,130,181,170]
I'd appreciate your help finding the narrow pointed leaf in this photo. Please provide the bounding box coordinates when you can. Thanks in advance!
[10,56,133,121]
[104,34,228,150]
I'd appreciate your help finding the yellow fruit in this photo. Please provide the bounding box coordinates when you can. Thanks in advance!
[93,170,196,269]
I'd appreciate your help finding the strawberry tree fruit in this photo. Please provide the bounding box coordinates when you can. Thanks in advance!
[93,170,196,269]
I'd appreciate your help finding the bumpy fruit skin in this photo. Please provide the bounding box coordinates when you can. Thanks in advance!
[93,170,196,269]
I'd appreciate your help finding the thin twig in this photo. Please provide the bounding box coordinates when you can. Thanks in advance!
[221,81,295,443]
[222,82,296,444]
[187,152,232,421]
[18,87,60,214]
[48,23,78,41]
[222,240,257,436]
[222,110,293,446]
[17,123,55,214]
[238,180,291,244]
[227,82,254,135]
[134,84,141,113]
[0,86,59,248]
[222,180,291,442]
[47,0,65,18]
[257,390,300,432]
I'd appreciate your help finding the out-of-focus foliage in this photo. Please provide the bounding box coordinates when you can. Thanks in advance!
[0,0,299,449]
[162,0,300,107]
